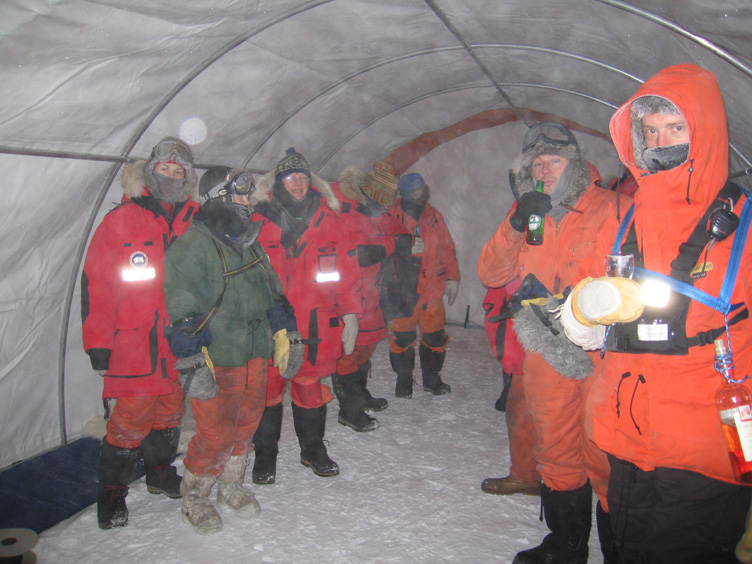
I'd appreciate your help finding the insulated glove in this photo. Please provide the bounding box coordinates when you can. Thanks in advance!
[285,331,305,380]
[341,313,359,356]
[87,348,111,375]
[175,347,218,400]
[273,329,305,380]
[444,280,459,306]
[510,191,552,232]
[357,244,387,267]
[558,277,644,351]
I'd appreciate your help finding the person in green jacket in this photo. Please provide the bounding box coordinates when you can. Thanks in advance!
[163,166,302,535]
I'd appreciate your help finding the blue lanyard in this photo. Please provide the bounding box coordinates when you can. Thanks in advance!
[611,193,751,315]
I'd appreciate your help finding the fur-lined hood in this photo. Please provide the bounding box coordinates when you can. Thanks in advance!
[253,169,340,211]
[514,145,592,209]
[120,160,199,202]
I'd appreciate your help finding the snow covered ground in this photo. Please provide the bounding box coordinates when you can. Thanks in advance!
[36,325,604,563]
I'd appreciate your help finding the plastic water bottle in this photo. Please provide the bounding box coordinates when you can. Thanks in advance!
[714,338,752,483]
[526,180,544,246]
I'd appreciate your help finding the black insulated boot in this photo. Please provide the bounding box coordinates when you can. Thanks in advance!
[332,372,379,432]
[355,361,388,412]
[495,372,512,412]
[419,344,451,395]
[390,348,415,398]
[96,439,141,529]
[512,482,592,564]
[596,500,619,564]
[141,427,182,498]
[291,403,339,477]
[251,403,283,484]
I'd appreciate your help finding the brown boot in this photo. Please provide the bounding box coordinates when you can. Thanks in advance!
[481,475,541,496]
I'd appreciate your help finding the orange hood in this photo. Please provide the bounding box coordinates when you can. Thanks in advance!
[608,64,729,273]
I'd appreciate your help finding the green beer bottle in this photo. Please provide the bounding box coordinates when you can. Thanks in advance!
[526,180,545,246]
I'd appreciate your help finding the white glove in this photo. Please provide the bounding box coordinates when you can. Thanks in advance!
[341,313,359,356]
[411,236,425,255]
[444,280,459,306]
[557,294,607,351]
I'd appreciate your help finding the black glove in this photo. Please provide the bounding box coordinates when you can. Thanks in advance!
[87,348,111,376]
[357,244,387,267]
[510,191,552,232]
[394,233,413,257]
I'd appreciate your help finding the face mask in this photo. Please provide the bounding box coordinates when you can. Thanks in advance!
[642,143,690,174]
[151,172,188,203]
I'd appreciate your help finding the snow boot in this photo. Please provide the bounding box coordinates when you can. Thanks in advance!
[141,427,182,498]
[251,402,283,484]
[596,500,618,564]
[390,348,415,398]
[217,454,261,519]
[495,372,513,412]
[181,467,222,535]
[355,361,388,412]
[481,475,541,496]
[512,482,592,564]
[96,438,141,530]
[291,402,339,477]
[332,372,379,432]
[419,344,451,395]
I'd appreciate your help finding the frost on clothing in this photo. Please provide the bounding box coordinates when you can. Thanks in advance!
[81,162,199,398]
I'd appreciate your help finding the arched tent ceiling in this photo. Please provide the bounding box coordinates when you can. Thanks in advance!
[1,0,751,467]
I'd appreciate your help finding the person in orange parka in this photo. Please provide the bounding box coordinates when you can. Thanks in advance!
[249,148,363,484]
[329,165,412,432]
[385,173,460,398]
[477,123,620,564]
[568,64,752,563]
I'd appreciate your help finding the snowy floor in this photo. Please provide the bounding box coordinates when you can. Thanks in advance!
[36,325,604,563]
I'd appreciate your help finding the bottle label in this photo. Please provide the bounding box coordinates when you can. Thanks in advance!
[735,407,752,462]
[528,215,542,230]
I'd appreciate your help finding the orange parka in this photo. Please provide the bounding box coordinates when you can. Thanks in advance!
[584,64,752,484]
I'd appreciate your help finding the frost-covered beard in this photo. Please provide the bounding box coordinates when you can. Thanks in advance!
[149,172,189,204]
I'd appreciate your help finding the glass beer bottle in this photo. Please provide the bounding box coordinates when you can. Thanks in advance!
[714,338,752,483]
[526,180,544,246]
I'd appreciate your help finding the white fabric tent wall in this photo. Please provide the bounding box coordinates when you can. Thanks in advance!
[1,0,751,469]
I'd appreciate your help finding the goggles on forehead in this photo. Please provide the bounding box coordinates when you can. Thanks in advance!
[152,139,193,164]
[522,123,578,154]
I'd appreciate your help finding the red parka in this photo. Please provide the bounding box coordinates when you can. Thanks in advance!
[331,183,408,344]
[82,169,199,398]
[252,185,363,378]
[584,64,752,484]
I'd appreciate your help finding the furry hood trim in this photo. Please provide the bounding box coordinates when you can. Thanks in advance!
[120,160,199,202]
[254,169,340,211]
[338,165,366,203]
[513,295,593,380]
[514,145,591,208]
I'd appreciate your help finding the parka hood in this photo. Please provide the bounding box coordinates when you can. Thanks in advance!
[120,159,199,202]
[255,169,340,211]
[608,64,730,272]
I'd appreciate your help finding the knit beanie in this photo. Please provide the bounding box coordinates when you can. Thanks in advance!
[274,147,311,184]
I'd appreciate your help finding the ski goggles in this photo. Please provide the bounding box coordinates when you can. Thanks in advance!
[201,169,255,204]
[151,138,193,164]
[522,122,578,154]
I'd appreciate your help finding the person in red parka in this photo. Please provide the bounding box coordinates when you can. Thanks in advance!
[81,136,200,530]
[250,148,363,483]
[385,173,460,398]
[329,165,412,432]
[478,123,620,564]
